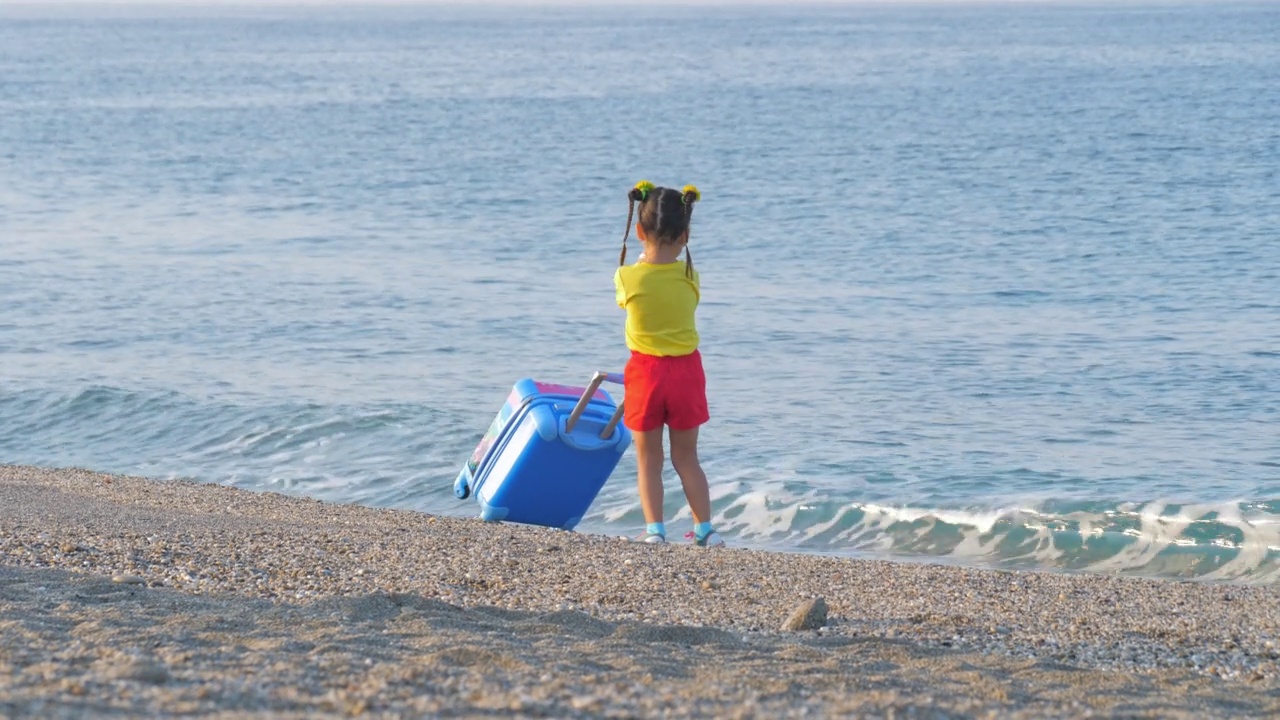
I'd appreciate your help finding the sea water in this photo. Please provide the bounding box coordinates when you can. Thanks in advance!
[2,2,1278,582]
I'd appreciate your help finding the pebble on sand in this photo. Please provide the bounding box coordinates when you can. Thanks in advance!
[782,597,828,631]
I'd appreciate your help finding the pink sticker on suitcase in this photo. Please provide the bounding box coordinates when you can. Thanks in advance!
[533,381,609,401]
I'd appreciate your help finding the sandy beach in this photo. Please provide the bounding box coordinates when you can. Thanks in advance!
[2,464,1278,718]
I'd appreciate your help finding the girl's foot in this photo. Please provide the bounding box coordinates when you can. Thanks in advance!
[687,530,725,548]
[636,531,667,544]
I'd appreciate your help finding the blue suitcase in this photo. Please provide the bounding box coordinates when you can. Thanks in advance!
[453,372,631,530]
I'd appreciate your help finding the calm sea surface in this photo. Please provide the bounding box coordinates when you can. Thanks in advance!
[2,2,1278,582]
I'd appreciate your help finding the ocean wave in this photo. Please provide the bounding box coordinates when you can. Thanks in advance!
[0,385,470,508]
[695,491,1280,584]
[5,384,1279,583]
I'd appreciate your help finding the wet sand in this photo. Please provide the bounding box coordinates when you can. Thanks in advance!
[2,464,1278,718]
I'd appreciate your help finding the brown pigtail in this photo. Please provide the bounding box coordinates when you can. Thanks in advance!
[620,184,648,266]
[620,192,635,266]
[682,188,699,217]
[681,186,699,278]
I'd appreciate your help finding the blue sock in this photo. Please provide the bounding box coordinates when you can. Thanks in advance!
[646,522,666,538]
[694,521,713,540]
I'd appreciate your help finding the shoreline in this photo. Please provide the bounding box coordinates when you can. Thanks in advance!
[3,464,1278,717]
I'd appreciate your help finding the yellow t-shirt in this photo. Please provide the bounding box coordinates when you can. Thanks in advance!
[613,262,700,357]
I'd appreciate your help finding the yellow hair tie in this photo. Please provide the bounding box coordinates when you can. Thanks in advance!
[681,184,701,202]
[634,180,655,200]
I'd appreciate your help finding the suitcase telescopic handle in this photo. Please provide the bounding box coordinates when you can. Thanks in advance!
[565,371,625,438]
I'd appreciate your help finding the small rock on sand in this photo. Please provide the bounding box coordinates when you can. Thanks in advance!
[782,597,828,631]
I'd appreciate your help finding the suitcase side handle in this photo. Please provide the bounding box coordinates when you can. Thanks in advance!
[565,371,625,439]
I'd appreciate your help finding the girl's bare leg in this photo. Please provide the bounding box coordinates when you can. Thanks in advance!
[634,428,666,524]
[668,426,711,524]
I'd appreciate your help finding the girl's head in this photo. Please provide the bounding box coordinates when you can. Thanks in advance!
[619,180,701,276]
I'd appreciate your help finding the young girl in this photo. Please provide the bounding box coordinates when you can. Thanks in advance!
[613,180,724,548]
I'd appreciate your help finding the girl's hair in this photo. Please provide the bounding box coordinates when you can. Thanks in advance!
[619,181,700,278]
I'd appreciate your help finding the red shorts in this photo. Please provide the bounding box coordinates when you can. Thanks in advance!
[623,350,709,432]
